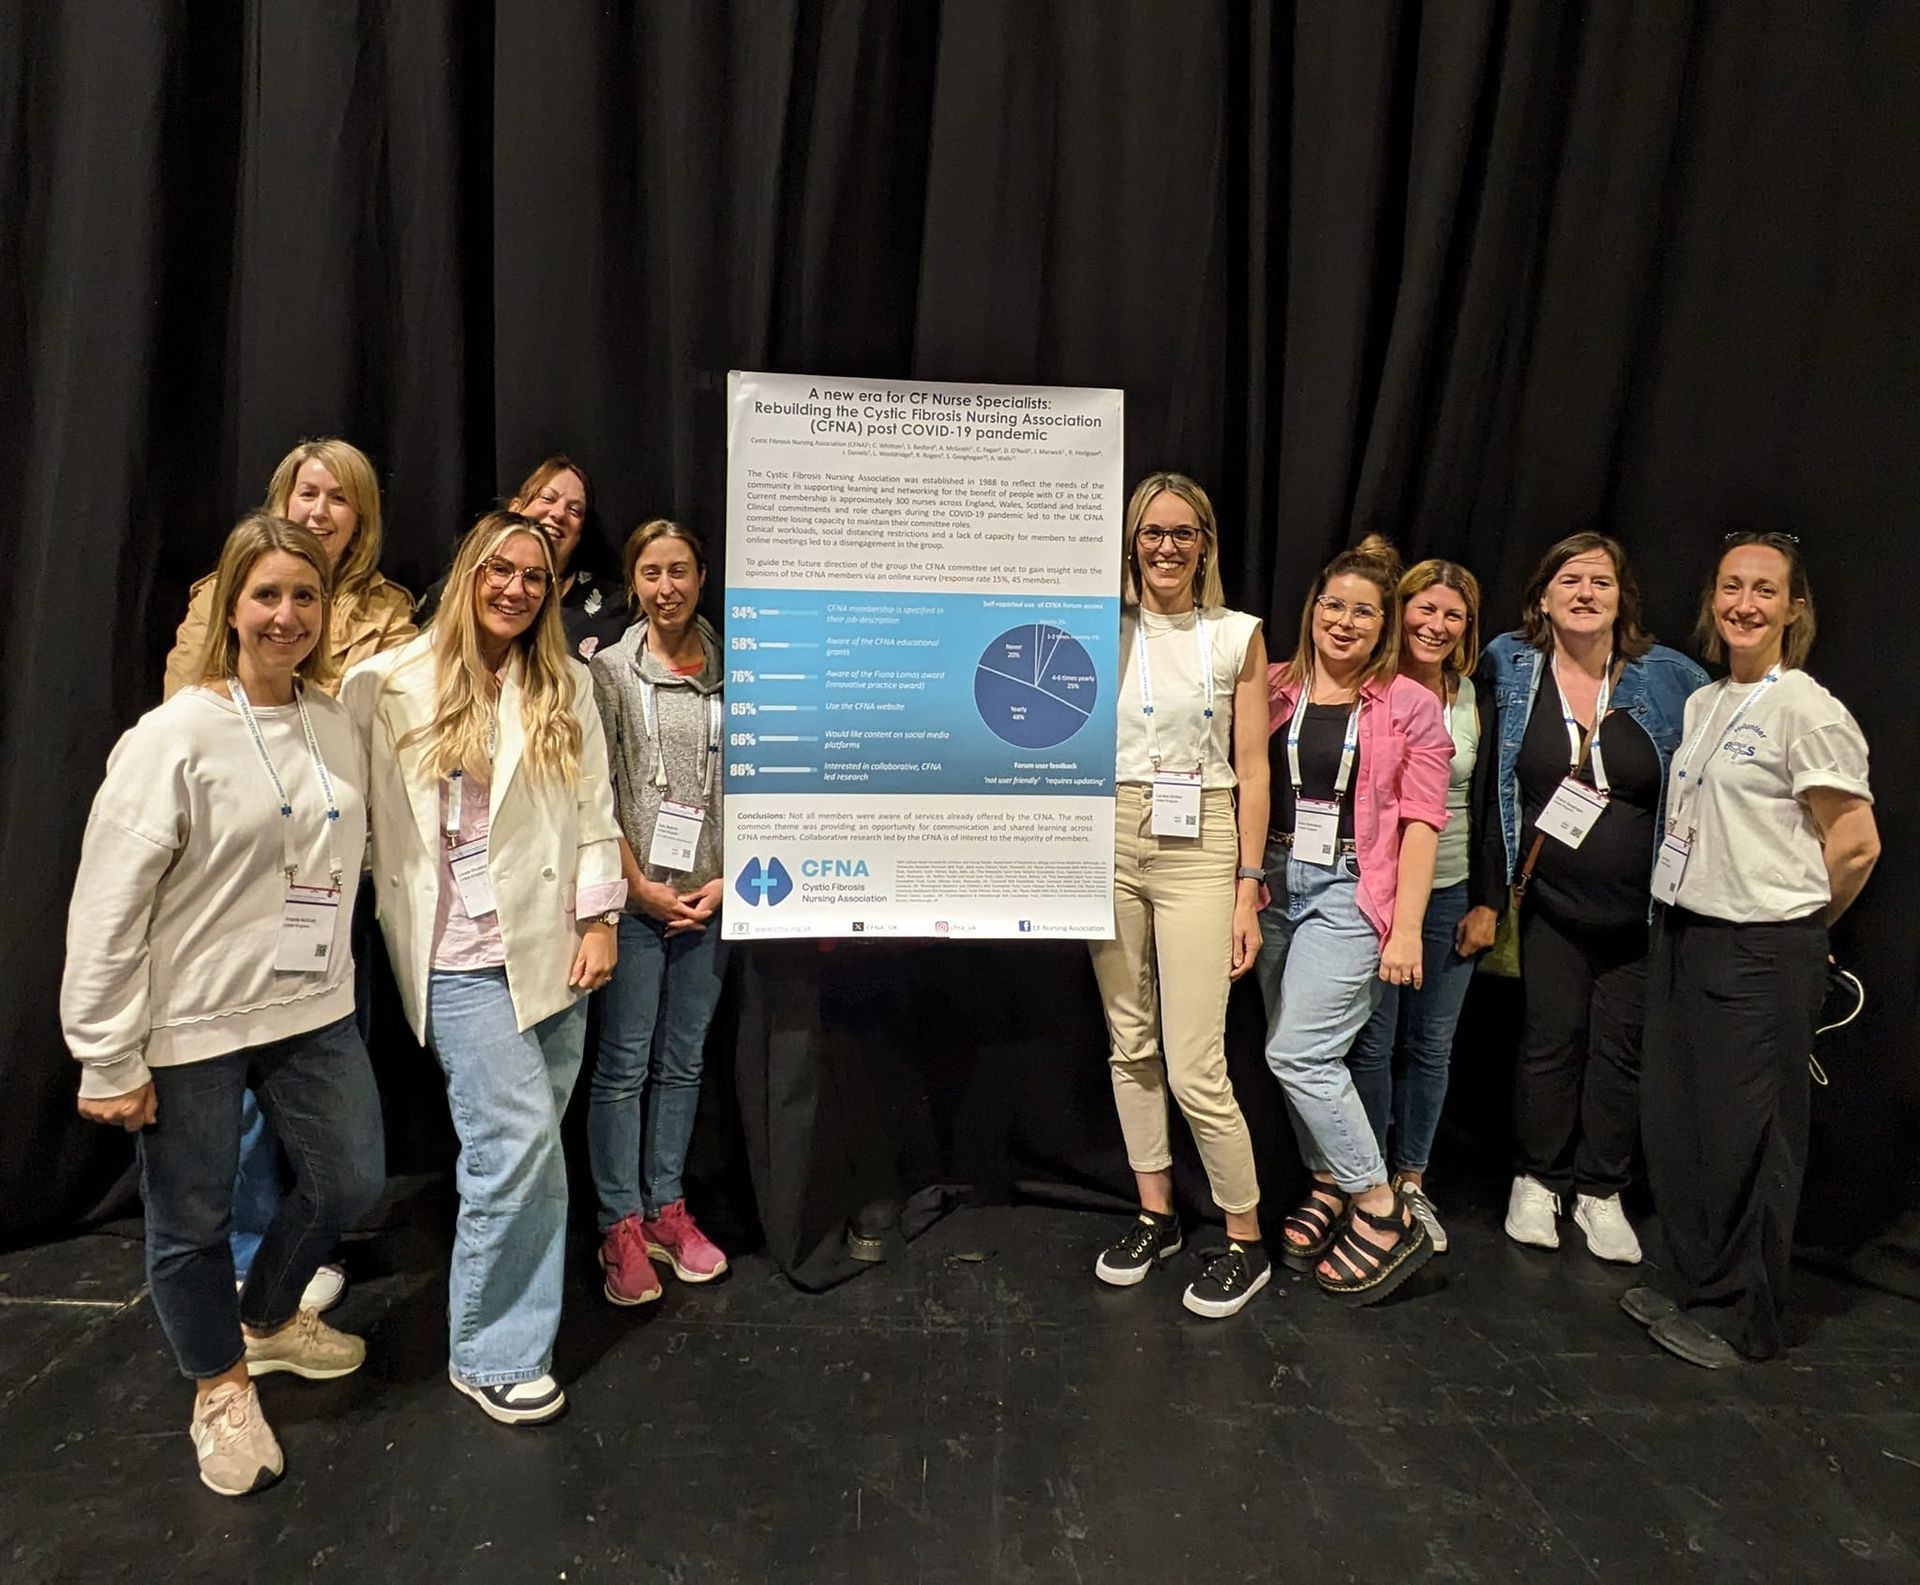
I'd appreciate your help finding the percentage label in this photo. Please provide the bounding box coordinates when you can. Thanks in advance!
[729,669,754,684]
[730,636,758,651]
[730,763,757,779]
[730,702,757,717]
[729,605,760,620]
[729,732,757,747]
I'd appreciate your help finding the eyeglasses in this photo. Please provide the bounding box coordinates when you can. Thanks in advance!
[1316,595,1382,626]
[480,557,551,597]
[1137,526,1200,549]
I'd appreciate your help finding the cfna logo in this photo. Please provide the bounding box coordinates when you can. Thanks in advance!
[735,857,795,907]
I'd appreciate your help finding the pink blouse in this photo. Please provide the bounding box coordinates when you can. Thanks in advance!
[1267,668,1453,944]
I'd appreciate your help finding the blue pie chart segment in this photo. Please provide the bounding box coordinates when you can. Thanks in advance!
[974,625,1100,750]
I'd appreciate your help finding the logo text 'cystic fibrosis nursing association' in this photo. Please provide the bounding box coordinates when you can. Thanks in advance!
[734,857,795,908]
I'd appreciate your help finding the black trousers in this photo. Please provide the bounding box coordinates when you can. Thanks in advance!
[1514,906,1649,1198]
[1641,907,1827,1360]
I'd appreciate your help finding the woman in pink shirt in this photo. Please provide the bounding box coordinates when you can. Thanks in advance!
[1255,537,1453,1305]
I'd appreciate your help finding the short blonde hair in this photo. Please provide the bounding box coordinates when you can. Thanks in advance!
[1120,473,1225,610]
[264,438,385,600]
[1398,559,1483,678]
[191,514,337,689]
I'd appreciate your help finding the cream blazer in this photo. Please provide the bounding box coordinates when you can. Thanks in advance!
[341,635,622,1042]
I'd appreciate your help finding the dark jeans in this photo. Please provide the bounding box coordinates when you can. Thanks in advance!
[138,1013,384,1380]
[1513,906,1648,1199]
[1346,879,1475,1173]
[1642,907,1827,1360]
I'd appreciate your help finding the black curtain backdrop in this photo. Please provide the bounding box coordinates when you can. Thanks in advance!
[3,1,1915,1251]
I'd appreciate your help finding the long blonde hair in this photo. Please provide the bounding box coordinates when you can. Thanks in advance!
[191,514,337,689]
[402,512,582,786]
[1120,472,1227,610]
[263,438,386,601]
[1279,534,1403,691]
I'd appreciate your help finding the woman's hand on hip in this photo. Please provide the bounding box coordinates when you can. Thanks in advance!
[78,1083,156,1132]
[1379,930,1424,990]
[570,921,619,990]
[1455,905,1499,957]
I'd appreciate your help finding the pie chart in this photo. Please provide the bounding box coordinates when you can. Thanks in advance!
[973,624,1099,749]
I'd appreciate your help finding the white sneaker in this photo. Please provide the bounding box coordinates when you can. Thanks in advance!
[234,1261,347,1315]
[1573,1193,1643,1264]
[1398,1183,1449,1254]
[449,1368,568,1426]
[1504,1175,1561,1249]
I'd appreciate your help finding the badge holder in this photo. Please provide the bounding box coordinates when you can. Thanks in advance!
[1150,770,1202,837]
[649,800,707,871]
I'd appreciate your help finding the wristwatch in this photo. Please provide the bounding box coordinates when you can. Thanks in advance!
[594,910,622,926]
[1236,866,1266,882]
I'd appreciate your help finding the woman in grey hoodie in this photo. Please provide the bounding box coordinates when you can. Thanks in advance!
[586,519,730,1305]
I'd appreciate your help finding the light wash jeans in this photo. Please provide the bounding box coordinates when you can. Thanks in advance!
[1255,847,1389,1193]
[426,969,586,1387]
[1345,879,1476,1173]
[588,912,728,1228]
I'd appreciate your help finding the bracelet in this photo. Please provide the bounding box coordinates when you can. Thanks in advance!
[1236,866,1265,882]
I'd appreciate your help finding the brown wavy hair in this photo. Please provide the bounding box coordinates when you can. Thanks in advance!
[1398,559,1483,678]
[1695,531,1816,671]
[1519,532,1652,659]
[191,514,337,689]
[1278,534,1403,691]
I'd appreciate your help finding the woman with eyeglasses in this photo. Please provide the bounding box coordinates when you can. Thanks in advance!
[1342,560,1497,1254]
[1256,537,1453,1306]
[161,439,415,1322]
[1464,533,1706,1263]
[1088,472,1272,1319]
[415,456,631,664]
[1624,532,1877,1369]
[343,510,624,1425]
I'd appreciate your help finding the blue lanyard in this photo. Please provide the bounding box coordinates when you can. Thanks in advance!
[1668,671,1782,835]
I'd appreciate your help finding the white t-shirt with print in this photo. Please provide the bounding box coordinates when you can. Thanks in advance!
[1668,668,1871,923]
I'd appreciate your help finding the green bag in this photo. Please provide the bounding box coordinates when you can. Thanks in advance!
[1477,833,1546,980]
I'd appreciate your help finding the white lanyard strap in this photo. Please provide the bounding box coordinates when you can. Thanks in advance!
[640,680,723,805]
[1286,691,1362,800]
[230,677,342,888]
[1133,610,1212,769]
[443,718,498,847]
[1668,671,1782,834]
[1554,654,1614,794]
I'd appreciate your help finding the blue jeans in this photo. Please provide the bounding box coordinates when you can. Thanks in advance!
[1346,879,1475,1174]
[138,1014,384,1379]
[588,913,728,1228]
[426,969,586,1387]
[1255,848,1389,1194]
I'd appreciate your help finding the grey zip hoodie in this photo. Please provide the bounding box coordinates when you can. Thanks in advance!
[589,616,724,890]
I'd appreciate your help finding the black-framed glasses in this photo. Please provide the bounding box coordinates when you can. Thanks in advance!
[479,557,551,597]
[1137,526,1200,549]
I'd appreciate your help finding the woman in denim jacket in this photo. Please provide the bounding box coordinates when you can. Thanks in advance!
[1463,532,1706,1263]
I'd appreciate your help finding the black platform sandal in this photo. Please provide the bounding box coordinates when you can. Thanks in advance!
[1280,1184,1350,1273]
[1314,1191,1433,1306]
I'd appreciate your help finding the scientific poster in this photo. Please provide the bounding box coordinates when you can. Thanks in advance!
[722,371,1124,939]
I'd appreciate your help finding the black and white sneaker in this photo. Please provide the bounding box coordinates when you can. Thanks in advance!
[1094,1213,1183,1287]
[449,1368,568,1425]
[1181,1240,1272,1319]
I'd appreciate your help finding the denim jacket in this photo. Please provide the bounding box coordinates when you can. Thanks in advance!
[1473,632,1708,916]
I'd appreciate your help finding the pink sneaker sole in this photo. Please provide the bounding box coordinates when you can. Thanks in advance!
[644,1239,729,1284]
[597,1249,662,1307]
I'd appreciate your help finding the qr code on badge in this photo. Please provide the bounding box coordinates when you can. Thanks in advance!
[314,945,329,960]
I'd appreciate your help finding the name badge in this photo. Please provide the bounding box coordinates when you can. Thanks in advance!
[274,885,339,974]
[1293,798,1342,867]
[448,837,498,918]
[648,800,707,872]
[1150,770,1203,837]
[1539,777,1608,849]
[1651,832,1692,906]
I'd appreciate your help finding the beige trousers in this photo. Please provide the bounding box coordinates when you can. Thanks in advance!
[1087,785,1260,1214]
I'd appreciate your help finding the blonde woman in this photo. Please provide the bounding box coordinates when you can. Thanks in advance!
[64,516,383,1496]
[344,510,624,1425]
[1089,472,1272,1319]
[161,439,413,1317]
[1342,560,1495,1253]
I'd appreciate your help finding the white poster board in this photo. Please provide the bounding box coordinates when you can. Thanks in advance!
[722,372,1124,940]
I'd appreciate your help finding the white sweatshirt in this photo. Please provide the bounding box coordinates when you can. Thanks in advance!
[60,686,369,1098]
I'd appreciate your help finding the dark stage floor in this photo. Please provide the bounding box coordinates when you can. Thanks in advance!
[3,1187,1916,1584]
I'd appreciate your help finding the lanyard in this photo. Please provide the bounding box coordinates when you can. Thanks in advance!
[230,677,343,889]
[640,680,723,804]
[1133,610,1213,769]
[1286,689,1362,799]
[442,718,498,847]
[1553,654,1614,794]
[1666,671,1782,835]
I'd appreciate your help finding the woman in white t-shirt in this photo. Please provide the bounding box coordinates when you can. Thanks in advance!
[1626,531,1879,1369]
[1088,472,1272,1319]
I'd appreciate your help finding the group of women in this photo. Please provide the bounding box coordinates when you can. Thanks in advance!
[1090,474,1879,1375]
[63,441,733,1495]
[59,447,1879,1497]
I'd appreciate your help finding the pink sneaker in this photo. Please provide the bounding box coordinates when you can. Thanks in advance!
[643,1200,729,1283]
[598,1214,663,1306]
